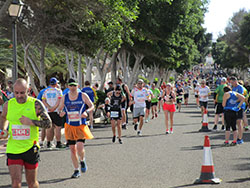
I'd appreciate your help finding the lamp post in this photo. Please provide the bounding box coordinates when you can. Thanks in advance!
[8,0,24,83]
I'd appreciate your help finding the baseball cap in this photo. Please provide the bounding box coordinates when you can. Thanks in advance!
[221,77,227,82]
[68,78,78,86]
[50,77,59,85]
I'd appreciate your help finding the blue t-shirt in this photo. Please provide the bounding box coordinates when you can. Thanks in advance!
[232,84,244,94]
[224,91,240,111]
[232,84,245,109]
[82,87,94,102]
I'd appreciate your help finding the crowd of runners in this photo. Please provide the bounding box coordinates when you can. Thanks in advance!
[0,69,250,187]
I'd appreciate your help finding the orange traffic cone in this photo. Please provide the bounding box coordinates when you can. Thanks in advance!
[199,108,211,132]
[194,135,221,184]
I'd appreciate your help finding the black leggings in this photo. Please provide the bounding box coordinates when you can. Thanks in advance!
[224,110,237,131]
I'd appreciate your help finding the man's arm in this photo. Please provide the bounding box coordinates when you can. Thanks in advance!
[222,93,229,107]
[236,93,245,108]
[82,93,94,119]
[0,102,9,130]
[124,84,131,98]
[19,100,52,129]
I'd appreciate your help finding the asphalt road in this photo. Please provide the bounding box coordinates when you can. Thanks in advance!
[0,93,250,188]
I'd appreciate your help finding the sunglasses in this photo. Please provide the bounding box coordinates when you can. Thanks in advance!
[137,82,142,85]
[69,85,77,87]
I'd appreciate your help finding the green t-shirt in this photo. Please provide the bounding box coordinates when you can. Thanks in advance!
[215,84,227,103]
[150,88,160,103]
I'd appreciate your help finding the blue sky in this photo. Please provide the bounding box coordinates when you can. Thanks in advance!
[203,0,250,40]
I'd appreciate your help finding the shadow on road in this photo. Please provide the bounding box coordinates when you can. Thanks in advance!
[170,183,201,188]
[181,144,223,151]
[227,177,250,183]
[0,177,71,188]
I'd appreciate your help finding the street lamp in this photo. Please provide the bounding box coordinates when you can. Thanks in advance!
[8,0,24,83]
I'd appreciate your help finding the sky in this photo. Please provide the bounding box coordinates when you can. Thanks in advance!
[203,0,250,40]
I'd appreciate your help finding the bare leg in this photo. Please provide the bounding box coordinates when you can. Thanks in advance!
[164,110,169,130]
[170,112,174,130]
[69,145,79,169]
[9,165,23,188]
[121,109,126,125]
[117,120,122,139]
[111,120,116,136]
[46,125,55,142]
[25,168,39,188]
[237,119,243,140]
[76,142,85,161]
[55,126,61,142]
[225,131,230,142]
[214,114,219,125]
[139,116,144,131]
[41,128,46,142]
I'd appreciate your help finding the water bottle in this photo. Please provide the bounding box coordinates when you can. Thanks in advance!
[0,130,8,138]
[33,141,38,153]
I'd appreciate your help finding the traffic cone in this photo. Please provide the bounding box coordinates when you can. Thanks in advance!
[194,135,221,184]
[199,108,211,132]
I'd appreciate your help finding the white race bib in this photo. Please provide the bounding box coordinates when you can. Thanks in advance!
[12,125,30,140]
[110,111,119,118]
[68,111,81,122]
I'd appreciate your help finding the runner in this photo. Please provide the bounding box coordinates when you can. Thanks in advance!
[213,77,227,131]
[82,81,96,130]
[144,85,153,123]
[230,76,245,144]
[197,80,211,120]
[222,85,245,146]
[42,77,64,149]
[0,78,52,188]
[58,78,94,178]
[238,80,249,131]
[117,77,131,130]
[107,85,126,144]
[194,83,200,109]
[130,79,149,136]
[183,82,192,106]
[162,83,176,134]
[150,83,161,120]
[176,84,184,112]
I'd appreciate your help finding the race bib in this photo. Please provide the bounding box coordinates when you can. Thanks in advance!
[110,111,119,118]
[68,111,81,122]
[12,125,30,140]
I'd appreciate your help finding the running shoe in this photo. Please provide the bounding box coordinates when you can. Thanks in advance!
[213,125,217,131]
[80,161,88,173]
[137,131,142,136]
[134,123,138,131]
[244,126,249,131]
[170,128,173,134]
[221,125,225,131]
[71,170,81,178]
[223,141,229,147]
[118,138,123,144]
[145,119,149,123]
[230,142,237,146]
[90,125,94,130]
[122,124,128,130]
[47,142,55,150]
[166,129,170,134]
[39,141,44,148]
[112,136,116,143]
[155,113,158,118]
[237,139,244,144]
[151,116,154,119]
[56,143,66,149]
